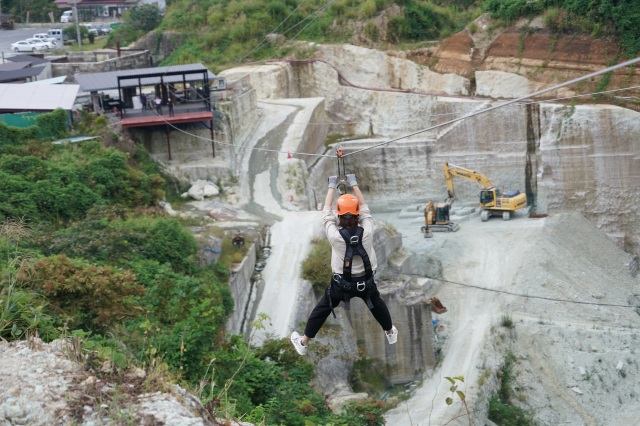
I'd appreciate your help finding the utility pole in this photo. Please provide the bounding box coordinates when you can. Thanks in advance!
[73,0,81,47]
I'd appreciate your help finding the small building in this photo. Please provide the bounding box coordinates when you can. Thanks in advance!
[0,83,79,128]
[74,63,221,159]
[1,55,52,84]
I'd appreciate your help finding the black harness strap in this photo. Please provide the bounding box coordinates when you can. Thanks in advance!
[329,226,375,317]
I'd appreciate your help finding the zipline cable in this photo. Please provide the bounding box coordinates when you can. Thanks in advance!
[342,56,640,157]
[431,276,638,309]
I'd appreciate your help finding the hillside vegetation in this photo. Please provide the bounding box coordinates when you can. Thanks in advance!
[147,0,640,72]
[0,111,391,425]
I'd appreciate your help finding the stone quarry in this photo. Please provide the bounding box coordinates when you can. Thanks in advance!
[2,16,640,425]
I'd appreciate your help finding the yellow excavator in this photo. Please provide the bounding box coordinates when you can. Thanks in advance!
[421,199,460,238]
[444,162,527,222]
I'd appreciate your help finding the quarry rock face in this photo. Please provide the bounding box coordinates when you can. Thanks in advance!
[221,42,639,259]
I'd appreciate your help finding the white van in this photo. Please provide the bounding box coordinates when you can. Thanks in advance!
[60,10,73,23]
[47,28,67,44]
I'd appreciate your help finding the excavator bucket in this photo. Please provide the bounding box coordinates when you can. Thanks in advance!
[429,297,448,314]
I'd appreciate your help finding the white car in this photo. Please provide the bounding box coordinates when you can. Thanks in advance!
[11,40,47,53]
[26,38,55,49]
[33,33,58,44]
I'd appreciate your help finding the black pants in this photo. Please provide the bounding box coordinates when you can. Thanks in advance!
[304,278,393,339]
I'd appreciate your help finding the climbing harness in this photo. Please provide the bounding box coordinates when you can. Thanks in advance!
[328,226,376,318]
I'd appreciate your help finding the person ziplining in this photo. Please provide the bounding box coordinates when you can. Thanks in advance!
[291,172,398,355]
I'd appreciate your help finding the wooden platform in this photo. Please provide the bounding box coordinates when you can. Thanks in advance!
[120,110,213,129]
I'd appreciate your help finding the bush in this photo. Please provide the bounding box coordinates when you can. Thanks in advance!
[208,337,336,425]
[0,283,59,342]
[301,237,332,293]
[33,214,199,274]
[0,141,164,223]
[128,260,233,380]
[28,254,145,331]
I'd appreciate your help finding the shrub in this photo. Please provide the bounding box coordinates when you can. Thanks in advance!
[29,254,145,331]
[337,398,386,426]
[208,337,335,425]
[350,356,388,393]
[34,214,199,274]
[301,237,332,293]
[129,260,233,380]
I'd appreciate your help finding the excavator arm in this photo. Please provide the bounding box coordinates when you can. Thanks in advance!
[443,162,494,199]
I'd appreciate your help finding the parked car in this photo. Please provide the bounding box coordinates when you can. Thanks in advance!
[33,33,58,44]
[26,38,55,49]
[80,24,99,35]
[47,29,69,44]
[96,25,111,35]
[11,40,47,53]
[60,10,73,23]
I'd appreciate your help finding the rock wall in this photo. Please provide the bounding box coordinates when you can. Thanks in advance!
[227,243,258,336]
[54,50,150,80]
[538,104,640,254]
[351,276,437,385]
[263,43,640,258]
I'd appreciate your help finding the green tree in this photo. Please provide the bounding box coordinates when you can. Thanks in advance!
[126,4,163,32]
[63,24,89,43]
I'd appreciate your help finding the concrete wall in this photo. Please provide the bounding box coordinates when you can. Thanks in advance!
[52,50,150,80]
[226,243,258,336]
[351,279,436,385]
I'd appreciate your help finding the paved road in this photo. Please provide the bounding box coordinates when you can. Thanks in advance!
[0,28,48,60]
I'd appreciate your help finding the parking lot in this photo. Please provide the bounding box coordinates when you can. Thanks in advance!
[0,24,111,60]
[0,28,45,59]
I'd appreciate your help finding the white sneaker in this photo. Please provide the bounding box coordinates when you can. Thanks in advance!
[386,326,398,344]
[290,331,307,356]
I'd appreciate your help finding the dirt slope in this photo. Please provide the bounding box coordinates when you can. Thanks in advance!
[383,210,640,425]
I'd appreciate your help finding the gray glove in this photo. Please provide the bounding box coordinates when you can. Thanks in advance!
[328,175,338,189]
[346,174,358,187]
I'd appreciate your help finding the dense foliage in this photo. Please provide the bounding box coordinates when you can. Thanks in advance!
[0,0,59,22]
[158,0,479,70]
[0,140,164,223]
[0,109,68,146]
[106,4,163,48]
[0,123,367,423]
[154,0,638,71]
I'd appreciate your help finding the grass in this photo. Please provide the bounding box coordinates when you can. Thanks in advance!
[66,35,110,51]
[501,314,514,328]
[488,351,537,426]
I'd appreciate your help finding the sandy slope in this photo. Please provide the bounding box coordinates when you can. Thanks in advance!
[384,214,546,425]
[384,212,640,425]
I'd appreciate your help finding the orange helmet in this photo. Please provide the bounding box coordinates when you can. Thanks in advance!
[336,194,359,216]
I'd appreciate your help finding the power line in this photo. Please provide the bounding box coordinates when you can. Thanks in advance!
[433,277,638,309]
[129,56,640,162]
[342,56,640,157]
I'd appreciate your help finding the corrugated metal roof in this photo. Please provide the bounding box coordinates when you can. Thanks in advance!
[0,66,46,83]
[0,83,79,110]
[0,62,30,72]
[26,76,67,85]
[74,63,216,92]
[7,54,49,65]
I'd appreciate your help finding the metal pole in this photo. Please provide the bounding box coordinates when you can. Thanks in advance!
[73,0,81,47]
[166,125,172,161]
